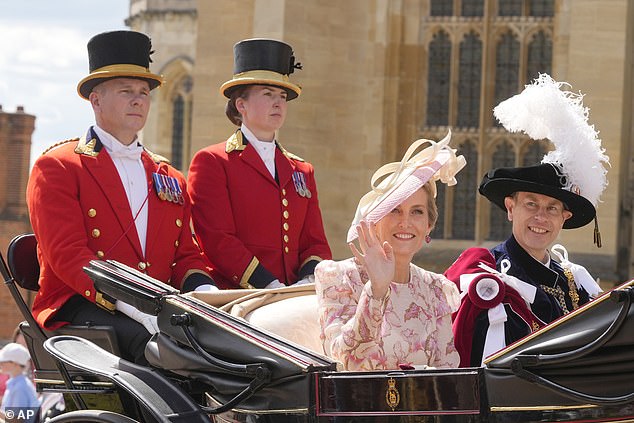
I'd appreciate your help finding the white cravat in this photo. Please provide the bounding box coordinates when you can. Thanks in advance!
[94,125,148,255]
[241,124,277,179]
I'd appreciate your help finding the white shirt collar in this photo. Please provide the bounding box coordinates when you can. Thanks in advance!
[241,124,277,178]
[93,125,143,160]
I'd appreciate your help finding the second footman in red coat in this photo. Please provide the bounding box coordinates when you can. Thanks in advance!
[188,39,331,289]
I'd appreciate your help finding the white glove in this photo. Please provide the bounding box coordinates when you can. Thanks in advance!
[115,300,159,335]
[194,284,219,292]
[264,279,285,289]
[293,275,315,286]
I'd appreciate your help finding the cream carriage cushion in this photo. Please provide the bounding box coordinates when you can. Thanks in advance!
[188,284,324,355]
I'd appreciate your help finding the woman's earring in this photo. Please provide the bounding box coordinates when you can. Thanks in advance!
[425,235,432,244]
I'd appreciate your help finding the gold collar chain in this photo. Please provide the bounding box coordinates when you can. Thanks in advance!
[540,270,579,315]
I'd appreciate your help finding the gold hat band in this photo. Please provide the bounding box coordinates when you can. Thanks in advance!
[77,64,164,100]
[220,69,301,99]
[90,63,152,74]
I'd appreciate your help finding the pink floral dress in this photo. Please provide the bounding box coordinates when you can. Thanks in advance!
[315,258,460,371]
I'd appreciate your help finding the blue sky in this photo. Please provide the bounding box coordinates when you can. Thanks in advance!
[0,0,129,165]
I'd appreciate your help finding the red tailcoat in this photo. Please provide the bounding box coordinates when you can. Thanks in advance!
[27,130,210,329]
[187,130,331,289]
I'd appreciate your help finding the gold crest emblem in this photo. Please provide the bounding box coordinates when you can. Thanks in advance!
[385,377,400,411]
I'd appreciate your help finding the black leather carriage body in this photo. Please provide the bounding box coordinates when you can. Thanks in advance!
[84,260,179,315]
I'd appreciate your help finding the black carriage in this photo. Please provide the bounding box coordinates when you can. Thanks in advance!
[3,234,634,422]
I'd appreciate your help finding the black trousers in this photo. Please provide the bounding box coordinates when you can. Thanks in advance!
[54,295,152,365]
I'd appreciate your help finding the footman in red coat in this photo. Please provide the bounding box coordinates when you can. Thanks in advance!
[27,30,216,364]
[188,38,331,290]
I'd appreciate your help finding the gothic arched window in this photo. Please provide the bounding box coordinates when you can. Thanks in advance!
[431,182,446,239]
[426,31,452,126]
[527,30,552,82]
[169,75,193,171]
[431,0,453,16]
[494,31,520,125]
[487,140,515,240]
[451,140,478,239]
[522,141,548,166]
[458,31,482,128]
[530,0,554,17]
[171,95,185,170]
[462,0,484,17]
[499,0,523,16]
[418,2,554,243]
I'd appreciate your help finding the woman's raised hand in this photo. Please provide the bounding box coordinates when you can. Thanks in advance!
[349,220,393,299]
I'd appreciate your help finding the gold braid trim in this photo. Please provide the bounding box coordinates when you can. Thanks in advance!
[240,257,259,289]
[41,138,79,155]
[277,142,305,162]
[299,255,323,270]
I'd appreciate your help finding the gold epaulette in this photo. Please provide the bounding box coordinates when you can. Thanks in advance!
[41,138,79,155]
[225,130,247,153]
[74,136,99,156]
[144,147,171,164]
[277,142,305,162]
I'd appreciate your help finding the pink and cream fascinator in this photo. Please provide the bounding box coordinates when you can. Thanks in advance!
[347,130,466,243]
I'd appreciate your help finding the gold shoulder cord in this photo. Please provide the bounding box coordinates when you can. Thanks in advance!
[563,268,580,310]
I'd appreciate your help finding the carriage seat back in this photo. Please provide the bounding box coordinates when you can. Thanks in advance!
[244,294,324,354]
[7,233,40,291]
[190,285,325,355]
[6,233,121,388]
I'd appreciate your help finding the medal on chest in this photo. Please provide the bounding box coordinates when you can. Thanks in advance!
[152,173,184,204]
[292,171,312,198]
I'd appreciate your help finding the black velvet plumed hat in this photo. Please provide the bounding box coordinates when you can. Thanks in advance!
[77,30,164,100]
[481,74,610,242]
[478,163,596,230]
[220,38,302,100]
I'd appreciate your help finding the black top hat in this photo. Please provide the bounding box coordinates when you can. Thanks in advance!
[77,30,164,100]
[220,38,302,100]
[479,163,596,229]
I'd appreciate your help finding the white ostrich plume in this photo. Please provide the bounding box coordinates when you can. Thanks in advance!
[493,73,609,207]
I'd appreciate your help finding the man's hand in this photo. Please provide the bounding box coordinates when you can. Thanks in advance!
[115,301,159,334]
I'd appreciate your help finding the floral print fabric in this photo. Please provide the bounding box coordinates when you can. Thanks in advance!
[315,258,460,371]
